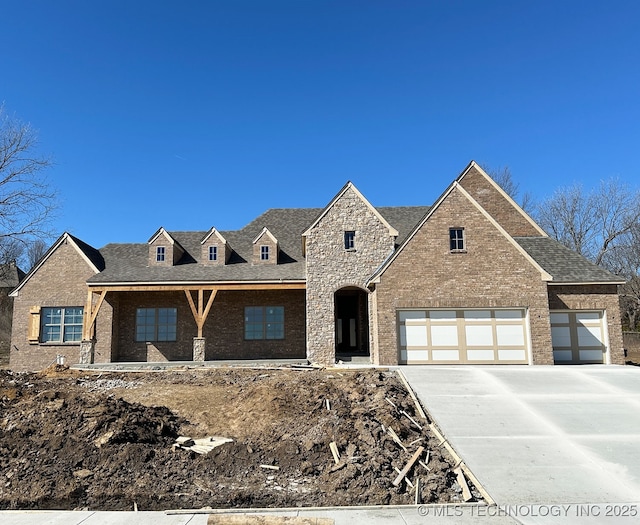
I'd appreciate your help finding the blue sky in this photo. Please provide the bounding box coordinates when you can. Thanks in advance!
[1,1,639,249]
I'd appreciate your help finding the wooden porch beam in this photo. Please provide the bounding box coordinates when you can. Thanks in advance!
[88,282,306,293]
[184,288,219,338]
[82,289,108,340]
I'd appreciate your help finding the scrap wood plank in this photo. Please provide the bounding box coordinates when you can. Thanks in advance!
[393,467,414,488]
[401,410,423,430]
[392,446,425,487]
[387,426,407,453]
[396,370,427,420]
[329,441,340,464]
[454,466,473,502]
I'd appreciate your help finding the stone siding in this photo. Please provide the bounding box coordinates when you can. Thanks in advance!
[373,186,553,365]
[548,284,625,365]
[305,185,395,364]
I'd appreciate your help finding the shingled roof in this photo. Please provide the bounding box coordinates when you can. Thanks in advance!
[87,206,431,284]
[514,237,625,284]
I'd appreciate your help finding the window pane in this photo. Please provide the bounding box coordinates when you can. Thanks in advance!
[63,325,82,342]
[43,325,61,342]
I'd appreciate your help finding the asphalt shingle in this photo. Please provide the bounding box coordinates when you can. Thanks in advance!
[515,236,624,283]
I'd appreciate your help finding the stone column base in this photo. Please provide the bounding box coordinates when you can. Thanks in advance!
[79,340,95,365]
[193,337,206,362]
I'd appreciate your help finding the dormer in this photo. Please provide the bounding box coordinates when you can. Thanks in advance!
[148,228,184,266]
[252,227,278,265]
[200,227,231,265]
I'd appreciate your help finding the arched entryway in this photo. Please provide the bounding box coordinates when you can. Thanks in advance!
[334,286,370,360]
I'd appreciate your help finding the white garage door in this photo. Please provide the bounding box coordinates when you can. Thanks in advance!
[550,311,607,364]
[398,309,529,364]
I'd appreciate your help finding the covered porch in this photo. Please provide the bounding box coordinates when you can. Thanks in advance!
[79,281,306,364]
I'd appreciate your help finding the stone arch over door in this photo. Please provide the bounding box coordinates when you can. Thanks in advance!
[334,286,370,358]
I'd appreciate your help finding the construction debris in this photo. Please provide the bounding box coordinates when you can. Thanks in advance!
[172,436,233,454]
[392,446,425,487]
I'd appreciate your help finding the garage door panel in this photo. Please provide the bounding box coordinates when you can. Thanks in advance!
[404,325,427,347]
[579,349,605,361]
[496,324,525,346]
[432,349,460,361]
[577,326,603,346]
[498,349,527,361]
[550,311,606,364]
[398,309,529,364]
[467,349,496,361]
[553,350,573,362]
[551,326,571,347]
[465,325,493,346]
[431,325,458,346]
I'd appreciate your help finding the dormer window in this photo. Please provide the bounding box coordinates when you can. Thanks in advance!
[449,228,465,252]
[209,245,218,261]
[261,245,270,260]
[344,231,356,250]
[156,246,166,262]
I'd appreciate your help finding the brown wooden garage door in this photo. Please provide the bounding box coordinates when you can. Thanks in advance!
[398,309,529,364]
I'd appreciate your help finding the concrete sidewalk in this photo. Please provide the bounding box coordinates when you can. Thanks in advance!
[401,365,640,505]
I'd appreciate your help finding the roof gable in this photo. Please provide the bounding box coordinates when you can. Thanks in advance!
[9,233,102,296]
[302,182,399,238]
[457,161,547,237]
[252,227,278,245]
[200,227,228,245]
[368,181,552,285]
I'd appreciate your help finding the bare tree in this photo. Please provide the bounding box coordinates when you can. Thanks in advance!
[482,165,534,212]
[26,239,48,270]
[536,178,640,331]
[0,105,56,267]
[607,221,640,331]
[536,178,640,267]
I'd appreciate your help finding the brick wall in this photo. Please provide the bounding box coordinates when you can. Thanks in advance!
[10,240,114,371]
[548,285,625,365]
[111,289,306,362]
[305,185,395,364]
[373,186,553,365]
[459,165,543,237]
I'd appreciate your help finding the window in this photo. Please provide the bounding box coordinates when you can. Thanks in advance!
[209,245,218,261]
[344,231,356,250]
[156,246,166,262]
[136,308,177,342]
[245,306,284,340]
[41,307,84,343]
[260,245,269,260]
[449,228,465,252]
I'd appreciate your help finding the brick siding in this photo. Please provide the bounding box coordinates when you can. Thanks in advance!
[459,165,543,237]
[10,241,114,372]
[373,186,553,365]
[111,289,305,362]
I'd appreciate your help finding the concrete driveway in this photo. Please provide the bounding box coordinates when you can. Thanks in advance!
[401,365,640,506]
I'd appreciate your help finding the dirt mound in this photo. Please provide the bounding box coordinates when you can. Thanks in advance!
[0,367,480,510]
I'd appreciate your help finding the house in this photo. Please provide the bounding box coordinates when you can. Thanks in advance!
[9,162,626,371]
[0,262,25,364]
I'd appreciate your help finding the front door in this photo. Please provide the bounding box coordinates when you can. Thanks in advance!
[334,288,369,355]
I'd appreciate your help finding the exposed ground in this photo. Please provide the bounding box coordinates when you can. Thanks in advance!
[0,365,480,511]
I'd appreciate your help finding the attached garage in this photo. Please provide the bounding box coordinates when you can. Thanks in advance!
[550,311,607,364]
[398,309,530,364]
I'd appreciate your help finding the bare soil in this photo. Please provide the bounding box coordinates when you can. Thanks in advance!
[0,365,480,511]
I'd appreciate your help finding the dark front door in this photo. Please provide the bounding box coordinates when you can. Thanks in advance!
[335,288,369,355]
